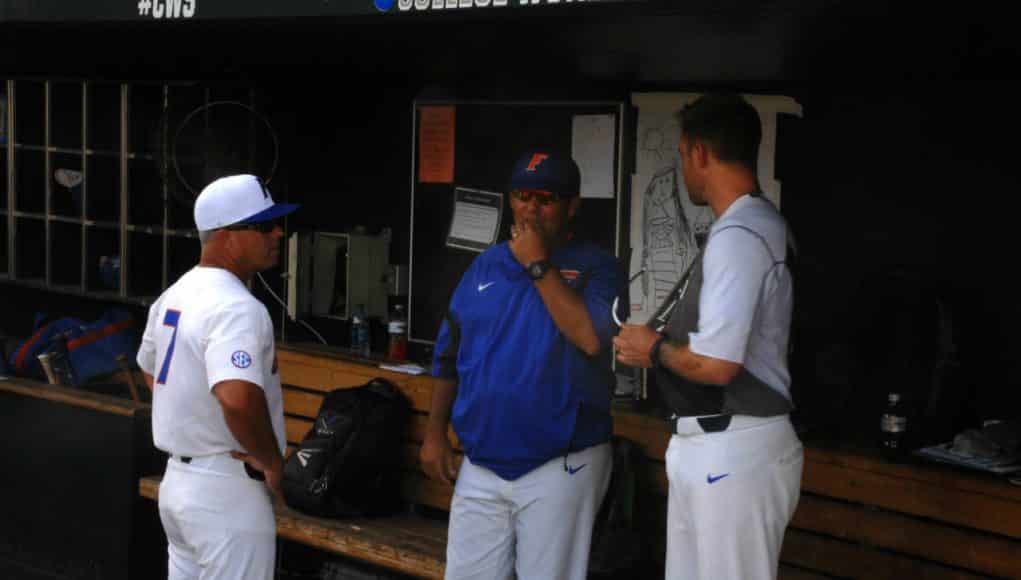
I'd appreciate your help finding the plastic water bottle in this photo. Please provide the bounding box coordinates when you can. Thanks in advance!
[387,304,408,361]
[880,392,908,460]
[350,304,370,358]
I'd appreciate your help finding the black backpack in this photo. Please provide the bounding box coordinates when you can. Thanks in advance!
[282,377,411,518]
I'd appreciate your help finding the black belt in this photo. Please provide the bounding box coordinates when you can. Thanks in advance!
[683,415,733,434]
[179,456,265,481]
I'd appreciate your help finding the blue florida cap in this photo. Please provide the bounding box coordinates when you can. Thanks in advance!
[509,151,581,197]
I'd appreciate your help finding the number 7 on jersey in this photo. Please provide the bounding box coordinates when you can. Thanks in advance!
[156,309,182,385]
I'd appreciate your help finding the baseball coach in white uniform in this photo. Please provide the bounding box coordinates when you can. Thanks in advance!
[137,174,298,580]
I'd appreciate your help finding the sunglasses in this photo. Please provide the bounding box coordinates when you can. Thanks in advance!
[223,220,281,234]
[510,189,564,206]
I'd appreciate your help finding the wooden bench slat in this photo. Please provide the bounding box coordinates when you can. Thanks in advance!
[805,444,1021,504]
[279,363,333,393]
[139,474,160,500]
[279,349,412,390]
[802,458,1021,540]
[780,529,991,580]
[790,493,1021,579]
[278,348,445,414]
[276,507,446,579]
[777,564,838,580]
[285,416,314,446]
[0,378,148,417]
[282,389,324,420]
[280,375,433,414]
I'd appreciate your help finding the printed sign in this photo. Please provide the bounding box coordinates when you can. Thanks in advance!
[418,106,456,183]
[446,187,503,253]
[136,0,196,19]
[395,0,590,12]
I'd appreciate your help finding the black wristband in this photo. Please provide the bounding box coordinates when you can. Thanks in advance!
[649,335,668,368]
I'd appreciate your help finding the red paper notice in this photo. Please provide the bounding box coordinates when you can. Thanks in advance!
[418,106,455,183]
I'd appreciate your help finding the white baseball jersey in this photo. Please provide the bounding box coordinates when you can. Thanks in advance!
[688,194,793,399]
[137,266,286,458]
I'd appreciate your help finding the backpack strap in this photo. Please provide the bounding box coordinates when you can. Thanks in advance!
[66,319,134,351]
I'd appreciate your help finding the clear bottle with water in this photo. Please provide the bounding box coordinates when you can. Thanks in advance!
[350,304,371,358]
[880,392,908,460]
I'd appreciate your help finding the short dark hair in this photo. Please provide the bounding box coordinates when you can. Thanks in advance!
[677,92,761,171]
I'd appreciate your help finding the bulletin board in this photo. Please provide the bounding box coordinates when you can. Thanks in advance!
[408,99,628,345]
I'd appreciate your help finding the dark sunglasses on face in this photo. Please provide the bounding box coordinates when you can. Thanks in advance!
[223,220,281,233]
[511,189,563,206]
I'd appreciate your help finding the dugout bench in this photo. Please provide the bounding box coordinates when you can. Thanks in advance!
[137,344,1021,579]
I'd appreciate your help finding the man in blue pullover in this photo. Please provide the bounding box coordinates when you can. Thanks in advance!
[421,151,623,580]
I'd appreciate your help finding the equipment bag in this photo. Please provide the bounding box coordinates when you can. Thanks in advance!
[8,309,138,385]
[282,377,411,518]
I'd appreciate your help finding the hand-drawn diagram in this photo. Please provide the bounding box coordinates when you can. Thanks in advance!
[630,113,713,316]
[638,165,693,311]
[639,123,672,162]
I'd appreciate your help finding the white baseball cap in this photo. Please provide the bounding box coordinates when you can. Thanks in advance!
[193,174,299,231]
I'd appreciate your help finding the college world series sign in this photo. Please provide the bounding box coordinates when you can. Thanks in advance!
[386,0,598,12]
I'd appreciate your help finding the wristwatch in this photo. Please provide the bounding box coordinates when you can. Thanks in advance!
[526,259,553,281]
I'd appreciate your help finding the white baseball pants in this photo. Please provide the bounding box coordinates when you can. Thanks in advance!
[665,416,803,580]
[158,455,277,580]
[445,442,612,580]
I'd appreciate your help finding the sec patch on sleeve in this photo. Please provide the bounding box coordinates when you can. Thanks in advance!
[231,350,253,369]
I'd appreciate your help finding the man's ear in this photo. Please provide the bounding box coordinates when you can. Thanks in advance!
[691,141,711,168]
[567,196,582,219]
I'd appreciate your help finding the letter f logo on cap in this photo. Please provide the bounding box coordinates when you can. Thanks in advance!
[526,153,549,172]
